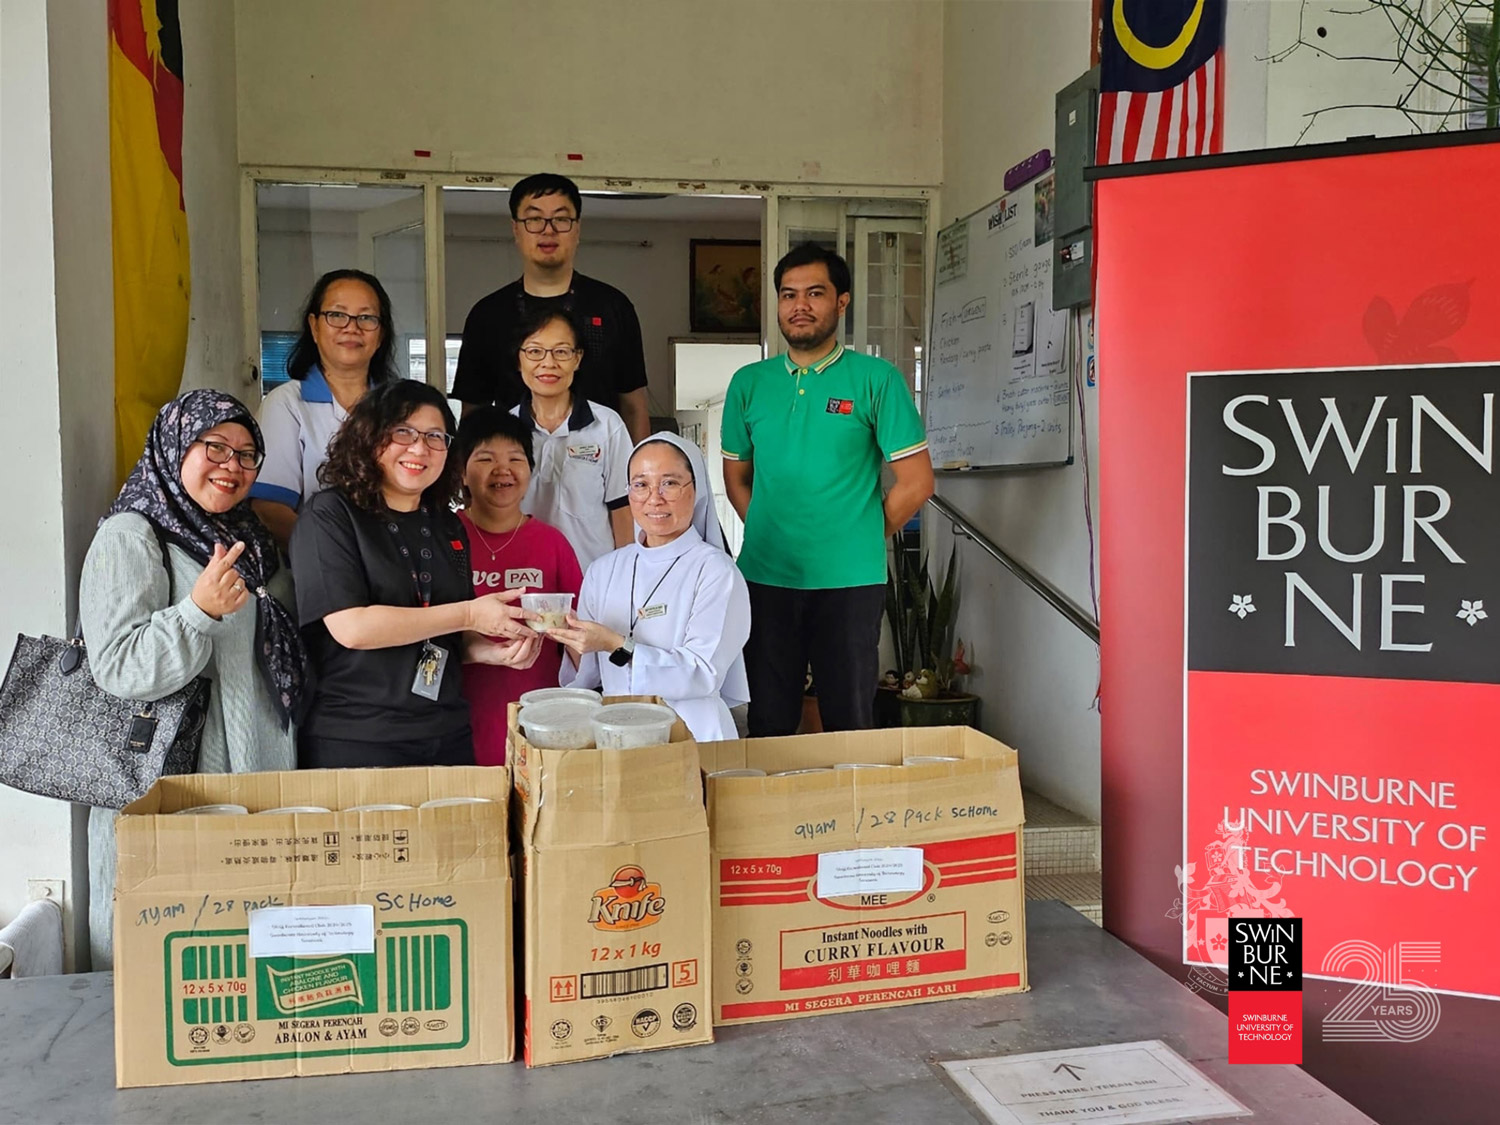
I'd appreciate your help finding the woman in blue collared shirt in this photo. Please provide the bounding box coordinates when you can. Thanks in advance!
[250,269,401,550]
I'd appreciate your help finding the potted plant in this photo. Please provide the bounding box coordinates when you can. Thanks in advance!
[877,538,979,728]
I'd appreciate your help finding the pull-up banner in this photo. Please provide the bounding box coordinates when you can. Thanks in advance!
[1096,133,1500,1003]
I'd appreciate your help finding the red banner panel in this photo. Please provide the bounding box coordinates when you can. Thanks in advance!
[1097,135,1500,1003]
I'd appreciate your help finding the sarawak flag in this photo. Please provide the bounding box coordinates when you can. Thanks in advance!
[110,0,188,483]
[1097,0,1226,164]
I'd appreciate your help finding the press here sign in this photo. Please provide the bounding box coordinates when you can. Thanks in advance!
[1183,363,1499,999]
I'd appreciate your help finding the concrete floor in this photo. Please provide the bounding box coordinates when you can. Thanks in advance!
[0,902,1375,1125]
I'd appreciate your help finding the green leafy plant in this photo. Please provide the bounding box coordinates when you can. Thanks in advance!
[883,537,970,699]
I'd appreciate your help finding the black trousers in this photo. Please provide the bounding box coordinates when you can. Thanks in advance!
[744,582,885,737]
[298,727,475,769]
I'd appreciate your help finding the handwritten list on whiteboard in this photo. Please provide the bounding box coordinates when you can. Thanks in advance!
[926,175,1072,470]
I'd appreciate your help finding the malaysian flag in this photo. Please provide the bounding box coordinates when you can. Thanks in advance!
[1097,0,1227,164]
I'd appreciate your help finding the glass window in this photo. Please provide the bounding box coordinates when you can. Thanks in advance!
[255,182,426,384]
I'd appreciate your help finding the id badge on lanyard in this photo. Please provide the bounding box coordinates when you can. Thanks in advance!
[386,508,453,699]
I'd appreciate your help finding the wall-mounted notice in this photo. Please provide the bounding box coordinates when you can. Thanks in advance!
[926,174,1072,471]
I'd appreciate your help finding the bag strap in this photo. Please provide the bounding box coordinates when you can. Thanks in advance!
[61,522,179,675]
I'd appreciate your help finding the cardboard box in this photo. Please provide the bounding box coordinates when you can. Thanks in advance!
[112,767,514,1088]
[700,726,1028,1025]
[510,700,713,1066]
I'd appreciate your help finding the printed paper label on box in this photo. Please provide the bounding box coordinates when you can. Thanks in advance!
[248,904,375,959]
[816,847,924,900]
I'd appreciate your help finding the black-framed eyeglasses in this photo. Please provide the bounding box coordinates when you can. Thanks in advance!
[518,216,577,233]
[627,477,693,501]
[317,310,382,331]
[388,426,453,451]
[520,345,580,363]
[194,440,265,470]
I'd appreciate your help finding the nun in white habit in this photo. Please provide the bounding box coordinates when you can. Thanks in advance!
[552,432,750,741]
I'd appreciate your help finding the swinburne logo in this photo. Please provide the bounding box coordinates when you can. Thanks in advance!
[590,865,666,932]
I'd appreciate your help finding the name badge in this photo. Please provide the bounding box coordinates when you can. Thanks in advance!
[566,443,602,462]
[639,604,668,620]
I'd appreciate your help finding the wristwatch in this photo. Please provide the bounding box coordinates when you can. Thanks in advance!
[609,637,635,667]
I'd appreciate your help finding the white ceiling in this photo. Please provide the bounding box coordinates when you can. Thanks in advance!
[257,183,762,223]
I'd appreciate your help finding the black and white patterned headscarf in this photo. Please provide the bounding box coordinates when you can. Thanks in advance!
[107,390,306,726]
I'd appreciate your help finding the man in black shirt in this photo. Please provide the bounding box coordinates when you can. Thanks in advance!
[452,174,652,443]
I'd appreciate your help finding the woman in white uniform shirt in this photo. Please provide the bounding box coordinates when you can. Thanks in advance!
[553,433,750,741]
[509,306,633,570]
[251,269,400,550]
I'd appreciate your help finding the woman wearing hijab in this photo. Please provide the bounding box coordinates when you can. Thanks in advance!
[552,433,750,742]
[80,390,306,968]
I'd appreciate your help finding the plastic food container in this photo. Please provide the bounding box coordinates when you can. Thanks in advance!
[903,756,961,764]
[173,804,248,816]
[346,803,414,812]
[833,763,897,771]
[519,700,600,750]
[418,797,495,809]
[258,805,332,814]
[518,687,603,709]
[520,592,575,633]
[590,702,678,750]
[707,768,767,778]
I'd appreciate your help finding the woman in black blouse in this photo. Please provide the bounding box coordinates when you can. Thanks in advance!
[290,380,541,768]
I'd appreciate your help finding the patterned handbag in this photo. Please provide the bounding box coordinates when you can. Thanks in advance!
[0,630,210,808]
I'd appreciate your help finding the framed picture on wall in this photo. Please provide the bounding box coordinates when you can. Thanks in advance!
[690,239,761,333]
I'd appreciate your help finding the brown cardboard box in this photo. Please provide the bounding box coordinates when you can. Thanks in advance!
[700,726,1028,1025]
[112,767,514,1088]
[510,700,713,1066]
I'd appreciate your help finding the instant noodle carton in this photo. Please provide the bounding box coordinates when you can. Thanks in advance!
[111,767,513,1088]
[509,699,713,1066]
[699,726,1028,1025]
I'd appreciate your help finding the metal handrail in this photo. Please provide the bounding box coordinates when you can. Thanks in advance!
[925,493,1101,644]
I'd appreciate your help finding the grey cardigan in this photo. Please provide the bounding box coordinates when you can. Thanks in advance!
[80,512,296,967]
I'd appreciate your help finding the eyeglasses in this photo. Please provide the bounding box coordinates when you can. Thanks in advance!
[627,477,693,501]
[388,426,453,451]
[194,440,265,470]
[317,310,382,331]
[517,216,577,233]
[520,345,580,363]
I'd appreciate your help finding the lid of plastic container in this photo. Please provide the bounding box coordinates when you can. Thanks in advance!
[420,796,495,808]
[833,762,897,770]
[259,805,332,814]
[520,699,605,733]
[347,803,414,812]
[518,687,603,708]
[903,756,961,764]
[773,768,834,776]
[707,768,767,778]
[173,804,248,815]
[591,702,679,729]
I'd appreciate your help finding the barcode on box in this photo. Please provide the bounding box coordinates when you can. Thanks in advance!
[580,962,668,999]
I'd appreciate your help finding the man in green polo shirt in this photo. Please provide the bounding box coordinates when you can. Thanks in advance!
[722,244,934,736]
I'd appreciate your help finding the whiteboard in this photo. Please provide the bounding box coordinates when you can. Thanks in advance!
[925,174,1072,470]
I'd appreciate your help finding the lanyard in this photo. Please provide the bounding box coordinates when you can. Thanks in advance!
[385,507,439,608]
[628,553,682,641]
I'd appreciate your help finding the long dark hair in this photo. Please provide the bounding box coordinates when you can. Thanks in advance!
[287,269,400,384]
[319,381,460,513]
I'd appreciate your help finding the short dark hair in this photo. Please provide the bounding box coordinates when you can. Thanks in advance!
[508,174,583,220]
[319,380,460,513]
[773,243,851,297]
[512,304,585,356]
[455,406,535,471]
[287,269,400,384]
